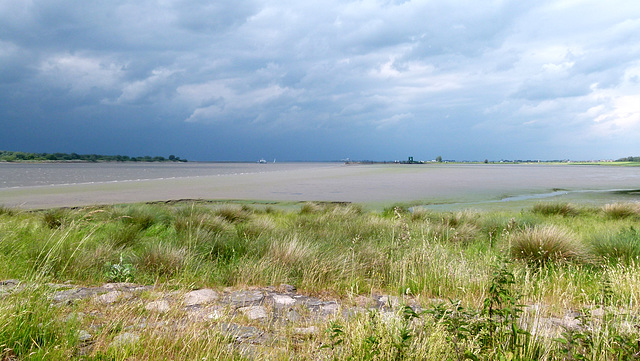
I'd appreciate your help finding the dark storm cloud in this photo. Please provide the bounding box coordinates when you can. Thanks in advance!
[1,0,640,161]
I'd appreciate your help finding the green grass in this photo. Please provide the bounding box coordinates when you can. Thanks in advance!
[2,201,640,359]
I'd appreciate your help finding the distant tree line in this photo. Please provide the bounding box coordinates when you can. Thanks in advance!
[616,156,640,162]
[0,150,187,163]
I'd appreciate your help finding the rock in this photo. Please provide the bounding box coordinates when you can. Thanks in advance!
[272,294,296,306]
[218,323,264,343]
[286,309,302,323]
[279,284,296,293]
[207,309,223,320]
[293,326,317,335]
[103,282,138,289]
[229,290,264,307]
[77,329,93,343]
[0,279,20,287]
[591,307,605,318]
[239,306,269,320]
[184,289,218,306]
[320,302,339,315]
[96,290,130,304]
[378,295,400,309]
[51,287,102,303]
[110,332,140,349]
[145,300,171,313]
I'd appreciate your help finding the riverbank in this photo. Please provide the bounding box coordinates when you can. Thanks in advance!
[2,201,640,359]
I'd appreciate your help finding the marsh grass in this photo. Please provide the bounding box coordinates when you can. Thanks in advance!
[3,201,640,359]
[532,202,580,217]
[590,227,640,265]
[602,202,640,219]
[509,225,588,265]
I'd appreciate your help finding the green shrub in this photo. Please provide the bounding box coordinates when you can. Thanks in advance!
[509,225,587,265]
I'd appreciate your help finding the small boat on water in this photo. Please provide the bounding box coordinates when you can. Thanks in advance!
[258,159,267,164]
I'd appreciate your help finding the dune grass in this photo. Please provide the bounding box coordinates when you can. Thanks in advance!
[1,201,640,359]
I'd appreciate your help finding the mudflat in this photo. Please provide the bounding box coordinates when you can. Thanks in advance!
[2,163,640,209]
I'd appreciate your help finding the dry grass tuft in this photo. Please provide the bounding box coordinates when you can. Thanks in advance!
[509,225,587,265]
[601,202,640,219]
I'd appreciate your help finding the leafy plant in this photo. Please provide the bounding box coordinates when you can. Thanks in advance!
[105,254,135,282]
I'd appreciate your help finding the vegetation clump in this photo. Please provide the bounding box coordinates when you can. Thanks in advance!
[509,225,587,265]
[0,201,640,359]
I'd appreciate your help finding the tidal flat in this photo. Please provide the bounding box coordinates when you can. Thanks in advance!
[1,162,640,210]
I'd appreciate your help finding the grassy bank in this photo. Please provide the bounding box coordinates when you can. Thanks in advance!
[1,201,640,359]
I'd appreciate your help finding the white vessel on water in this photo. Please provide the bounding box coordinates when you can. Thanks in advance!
[258,159,267,164]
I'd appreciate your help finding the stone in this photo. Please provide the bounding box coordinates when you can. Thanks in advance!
[184,289,218,306]
[279,284,296,293]
[110,332,140,349]
[96,290,125,304]
[51,287,102,303]
[218,323,264,343]
[207,309,223,320]
[145,300,171,313]
[293,326,317,335]
[378,295,400,308]
[77,329,93,343]
[320,302,339,315]
[591,307,605,318]
[229,290,264,307]
[272,294,296,306]
[239,306,269,320]
[286,309,302,322]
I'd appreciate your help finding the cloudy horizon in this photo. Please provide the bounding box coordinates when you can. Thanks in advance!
[1,0,639,161]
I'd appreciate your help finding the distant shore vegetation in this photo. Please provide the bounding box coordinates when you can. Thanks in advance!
[0,150,187,163]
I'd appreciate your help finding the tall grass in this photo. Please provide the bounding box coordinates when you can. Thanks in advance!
[508,225,588,265]
[2,202,640,359]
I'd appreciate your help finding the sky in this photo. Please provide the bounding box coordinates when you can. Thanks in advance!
[1,0,640,162]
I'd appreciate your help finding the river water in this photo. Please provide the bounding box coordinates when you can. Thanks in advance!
[0,162,333,189]
[1,162,639,210]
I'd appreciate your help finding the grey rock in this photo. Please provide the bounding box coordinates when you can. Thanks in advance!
[145,300,171,313]
[96,290,132,304]
[218,323,264,343]
[239,306,268,320]
[184,289,218,306]
[293,326,317,335]
[378,295,400,309]
[286,309,302,323]
[110,332,140,348]
[77,329,93,343]
[279,284,296,293]
[51,287,103,303]
[229,290,264,307]
[320,302,339,315]
[272,294,296,306]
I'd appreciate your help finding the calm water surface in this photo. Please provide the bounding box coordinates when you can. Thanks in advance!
[0,162,333,189]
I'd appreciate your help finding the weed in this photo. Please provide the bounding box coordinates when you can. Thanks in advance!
[105,254,135,282]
